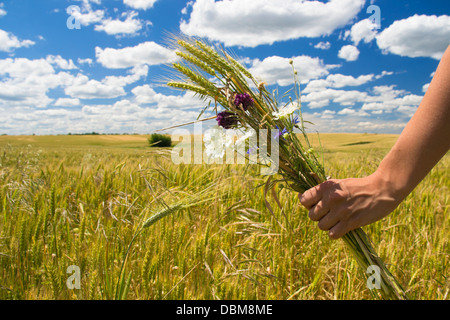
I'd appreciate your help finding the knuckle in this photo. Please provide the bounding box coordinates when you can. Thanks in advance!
[335,207,348,219]
[328,192,342,203]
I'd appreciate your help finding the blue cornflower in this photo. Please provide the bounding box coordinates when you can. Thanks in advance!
[274,126,289,140]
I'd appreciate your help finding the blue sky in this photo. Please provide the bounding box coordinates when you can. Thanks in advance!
[0,0,449,135]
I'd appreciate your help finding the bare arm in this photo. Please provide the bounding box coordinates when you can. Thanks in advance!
[299,45,450,239]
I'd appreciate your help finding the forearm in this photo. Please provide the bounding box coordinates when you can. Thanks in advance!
[375,45,450,200]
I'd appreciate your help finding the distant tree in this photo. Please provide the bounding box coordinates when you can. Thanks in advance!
[148,133,172,147]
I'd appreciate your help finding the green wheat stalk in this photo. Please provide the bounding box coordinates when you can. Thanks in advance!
[165,36,409,300]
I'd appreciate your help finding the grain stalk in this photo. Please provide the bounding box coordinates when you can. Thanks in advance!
[165,36,409,300]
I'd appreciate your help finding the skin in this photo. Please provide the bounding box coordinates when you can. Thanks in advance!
[299,45,450,240]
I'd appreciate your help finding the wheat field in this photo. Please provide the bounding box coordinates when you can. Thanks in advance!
[0,133,448,300]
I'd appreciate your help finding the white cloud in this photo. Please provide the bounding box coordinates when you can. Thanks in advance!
[337,107,369,116]
[132,84,205,109]
[321,109,336,119]
[376,14,450,60]
[181,1,194,15]
[65,65,148,99]
[338,45,360,61]
[345,19,378,45]
[123,0,158,10]
[54,98,81,107]
[95,41,177,69]
[180,0,365,47]
[301,111,408,134]
[325,73,374,88]
[78,58,93,66]
[314,42,331,50]
[361,86,423,114]
[249,55,339,86]
[302,88,368,109]
[46,55,78,70]
[64,75,127,100]
[0,58,74,108]
[69,1,104,26]
[0,93,204,135]
[0,29,35,52]
[302,79,423,116]
[303,73,381,93]
[0,58,54,78]
[0,3,6,17]
[103,65,148,87]
[374,70,393,79]
[94,11,144,36]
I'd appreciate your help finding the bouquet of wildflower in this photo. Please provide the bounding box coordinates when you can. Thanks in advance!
[165,36,408,300]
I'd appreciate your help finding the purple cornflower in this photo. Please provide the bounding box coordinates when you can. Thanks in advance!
[216,111,238,129]
[293,116,300,125]
[234,93,254,111]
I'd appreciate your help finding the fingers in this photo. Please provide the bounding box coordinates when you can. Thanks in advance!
[298,185,323,209]
[329,220,356,240]
[317,212,340,232]
[308,201,328,221]
[298,180,356,239]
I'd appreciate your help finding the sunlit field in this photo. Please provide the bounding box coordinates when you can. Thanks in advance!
[0,133,448,300]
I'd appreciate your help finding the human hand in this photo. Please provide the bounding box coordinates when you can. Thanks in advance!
[298,172,404,239]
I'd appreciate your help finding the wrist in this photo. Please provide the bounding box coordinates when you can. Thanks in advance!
[371,166,408,203]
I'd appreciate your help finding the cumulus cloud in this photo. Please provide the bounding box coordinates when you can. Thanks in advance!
[77,58,94,66]
[249,55,339,86]
[0,3,6,17]
[338,45,360,61]
[0,94,204,135]
[337,107,369,117]
[376,14,450,60]
[314,42,331,50]
[94,11,145,36]
[64,76,126,100]
[65,65,148,99]
[180,0,365,47]
[46,55,78,70]
[361,85,423,114]
[302,88,368,109]
[95,41,177,69]
[345,19,378,45]
[54,98,81,107]
[301,76,423,122]
[68,1,104,26]
[132,84,206,109]
[301,110,409,134]
[123,0,158,10]
[0,57,74,108]
[303,72,390,93]
[0,29,35,52]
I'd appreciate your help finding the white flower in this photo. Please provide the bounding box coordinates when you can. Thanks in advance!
[203,125,234,161]
[272,103,299,120]
[234,128,256,150]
